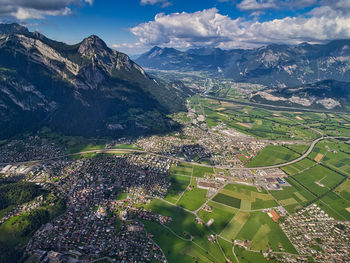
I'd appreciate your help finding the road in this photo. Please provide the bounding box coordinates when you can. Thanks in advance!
[1,136,349,171]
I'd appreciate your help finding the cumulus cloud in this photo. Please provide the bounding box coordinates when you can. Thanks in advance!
[237,0,319,11]
[140,0,172,8]
[128,5,350,51]
[0,0,93,20]
[237,0,277,11]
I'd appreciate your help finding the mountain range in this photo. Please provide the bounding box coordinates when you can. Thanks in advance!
[136,41,350,87]
[0,24,188,139]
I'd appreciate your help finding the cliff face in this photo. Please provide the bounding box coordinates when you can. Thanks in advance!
[0,24,187,139]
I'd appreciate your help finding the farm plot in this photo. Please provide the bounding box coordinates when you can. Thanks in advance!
[294,165,345,196]
[246,146,300,167]
[197,201,237,234]
[164,174,191,204]
[221,212,297,254]
[212,184,278,210]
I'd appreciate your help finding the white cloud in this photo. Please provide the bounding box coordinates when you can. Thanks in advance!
[0,0,93,20]
[237,0,277,11]
[128,6,350,51]
[140,0,172,8]
[237,0,319,11]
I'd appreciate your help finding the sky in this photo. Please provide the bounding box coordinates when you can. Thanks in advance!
[1,0,350,55]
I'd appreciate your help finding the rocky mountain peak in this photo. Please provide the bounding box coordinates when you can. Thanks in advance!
[0,23,29,36]
[78,35,111,57]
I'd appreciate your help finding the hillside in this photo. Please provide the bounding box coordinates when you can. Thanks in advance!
[250,80,350,111]
[0,24,188,139]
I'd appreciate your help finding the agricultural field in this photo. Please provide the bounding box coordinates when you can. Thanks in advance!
[177,186,207,211]
[335,179,350,201]
[197,201,237,234]
[145,199,227,262]
[221,211,297,254]
[234,246,275,263]
[293,165,345,196]
[317,191,350,221]
[192,165,214,178]
[270,178,317,213]
[246,146,300,167]
[176,177,207,211]
[197,98,321,140]
[164,174,191,204]
[213,184,278,210]
[169,163,193,176]
[281,158,317,176]
[307,140,350,176]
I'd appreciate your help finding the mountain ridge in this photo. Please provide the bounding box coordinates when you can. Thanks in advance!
[136,40,350,87]
[0,23,188,139]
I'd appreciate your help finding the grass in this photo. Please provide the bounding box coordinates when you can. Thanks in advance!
[246,146,300,167]
[235,212,297,254]
[294,165,345,196]
[112,144,140,150]
[282,158,317,176]
[145,199,226,262]
[212,193,241,209]
[192,166,214,178]
[335,179,350,201]
[270,178,317,213]
[217,237,238,263]
[169,163,193,176]
[177,187,207,211]
[164,174,191,204]
[318,192,350,220]
[213,184,278,210]
[234,246,273,263]
[198,201,237,234]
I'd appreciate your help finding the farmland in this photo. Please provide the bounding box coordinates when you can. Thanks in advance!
[213,184,278,210]
[246,146,301,167]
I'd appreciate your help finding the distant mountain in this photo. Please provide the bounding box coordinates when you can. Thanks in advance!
[136,46,230,73]
[136,41,350,87]
[0,23,188,139]
[250,80,350,110]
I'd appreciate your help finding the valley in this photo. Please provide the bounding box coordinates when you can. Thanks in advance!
[1,77,350,262]
[1,23,350,263]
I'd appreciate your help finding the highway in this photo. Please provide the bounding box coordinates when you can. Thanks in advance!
[1,136,349,170]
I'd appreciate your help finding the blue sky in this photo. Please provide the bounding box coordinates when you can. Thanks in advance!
[1,0,350,54]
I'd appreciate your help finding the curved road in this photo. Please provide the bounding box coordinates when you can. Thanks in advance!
[0,136,349,170]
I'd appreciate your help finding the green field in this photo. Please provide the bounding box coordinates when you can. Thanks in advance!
[234,246,275,263]
[335,179,350,201]
[213,184,278,210]
[192,166,214,178]
[169,163,193,176]
[317,192,350,221]
[177,186,207,211]
[246,146,300,167]
[198,201,237,234]
[221,211,297,254]
[294,165,345,196]
[212,193,241,209]
[282,158,316,175]
[270,178,317,213]
[145,199,226,262]
[164,174,191,203]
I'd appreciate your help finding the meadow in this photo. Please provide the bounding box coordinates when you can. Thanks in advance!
[246,146,300,167]
[213,184,278,210]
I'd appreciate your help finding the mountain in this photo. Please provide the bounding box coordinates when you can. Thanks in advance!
[0,23,188,139]
[250,80,350,110]
[136,41,350,87]
[136,46,230,73]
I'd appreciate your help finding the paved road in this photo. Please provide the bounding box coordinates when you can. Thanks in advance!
[1,136,349,170]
